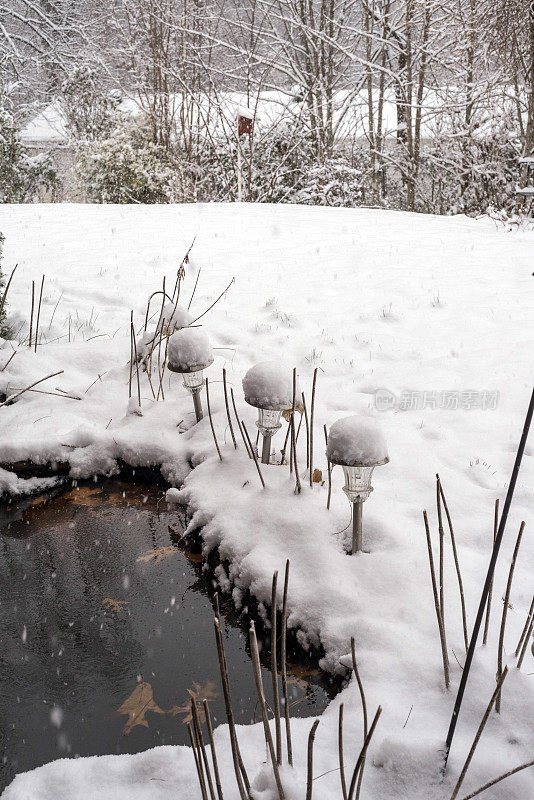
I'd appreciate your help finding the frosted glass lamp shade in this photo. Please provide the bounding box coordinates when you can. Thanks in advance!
[256,408,283,437]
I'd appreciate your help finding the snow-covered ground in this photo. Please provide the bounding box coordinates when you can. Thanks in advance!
[0,203,533,800]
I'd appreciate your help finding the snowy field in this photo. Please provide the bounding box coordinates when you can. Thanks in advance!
[0,203,533,800]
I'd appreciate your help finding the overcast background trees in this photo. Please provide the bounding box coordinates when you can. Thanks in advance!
[0,0,532,212]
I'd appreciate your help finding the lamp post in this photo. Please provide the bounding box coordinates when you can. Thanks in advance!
[326,416,389,554]
[167,328,214,424]
[243,363,295,464]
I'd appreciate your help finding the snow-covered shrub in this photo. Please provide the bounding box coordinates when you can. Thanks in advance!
[0,106,58,203]
[76,117,189,203]
[61,66,121,141]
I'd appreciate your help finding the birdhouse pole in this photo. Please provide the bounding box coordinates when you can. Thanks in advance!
[236,109,253,203]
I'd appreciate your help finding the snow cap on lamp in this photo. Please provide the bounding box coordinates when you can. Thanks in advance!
[243,362,299,464]
[326,415,388,553]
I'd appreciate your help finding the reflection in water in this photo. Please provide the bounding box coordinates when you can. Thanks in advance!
[0,479,340,791]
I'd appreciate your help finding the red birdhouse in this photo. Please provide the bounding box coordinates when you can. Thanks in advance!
[238,114,253,137]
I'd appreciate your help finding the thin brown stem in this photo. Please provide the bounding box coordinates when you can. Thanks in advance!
[271,571,282,765]
[302,392,310,470]
[449,667,509,800]
[230,388,251,458]
[458,760,534,800]
[306,720,320,800]
[281,559,292,766]
[291,368,301,494]
[483,499,499,645]
[347,707,382,800]
[131,319,141,408]
[2,370,64,406]
[29,280,35,348]
[515,594,534,658]
[191,699,216,800]
[188,265,202,310]
[223,369,237,449]
[351,637,368,800]
[190,277,235,325]
[249,622,286,800]
[206,378,223,461]
[188,722,209,800]
[213,618,249,800]
[438,476,469,652]
[437,475,445,629]
[241,420,265,488]
[34,275,45,353]
[203,699,224,800]
[0,263,17,325]
[309,368,317,488]
[423,510,450,689]
[339,703,348,800]
[496,522,524,712]
[517,607,534,669]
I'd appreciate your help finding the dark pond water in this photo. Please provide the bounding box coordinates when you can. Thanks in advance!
[0,478,340,793]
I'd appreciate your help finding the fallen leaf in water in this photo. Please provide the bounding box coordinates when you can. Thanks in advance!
[102,598,129,613]
[62,486,103,506]
[312,469,323,483]
[136,546,177,563]
[286,663,320,680]
[183,550,203,563]
[117,682,167,734]
[169,680,219,724]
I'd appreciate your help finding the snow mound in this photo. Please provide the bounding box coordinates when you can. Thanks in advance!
[158,303,193,333]
[326,415,388,466]
[167,328,213,373]
[242,362,298,410]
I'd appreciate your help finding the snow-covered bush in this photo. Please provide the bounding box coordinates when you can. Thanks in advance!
[0,104,58,203]
[76,117,189,203]
[243,362,297,410]
[62,66,121,141]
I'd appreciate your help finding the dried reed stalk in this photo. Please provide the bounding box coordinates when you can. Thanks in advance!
[496,522,524,712]
[423,510,450,689]
[309,368,318,488]
[0,264,17,325]
[213,617,250,800]
[458,760,534,800]
[291,368,301,493]
[438,476,469,652]
[437,476,445,630]
[241,420,265,488]
[347,707,382,800]
[188,721,209,800]
[34,275,45,352]
[281,559,293,766]
[206,378,223,461]
[131,318,141,408]
[449,667,509,800]
[223,369,237,449]
[191,698,216,800]
[302,392,310,469]
[188,266,202,310]
[249,622,286,800]
[29,280,35,348]
[271,571,282,764]
[306,719,320,800]
[517,607,534,669]
[338,703,348,800]
[230,388,251,458]
[483,499,499,645]
[2,369,64,406]
[203,699,224,800]
[350,637,368,800]
[515,594,534,658]
[190,277,235,325]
